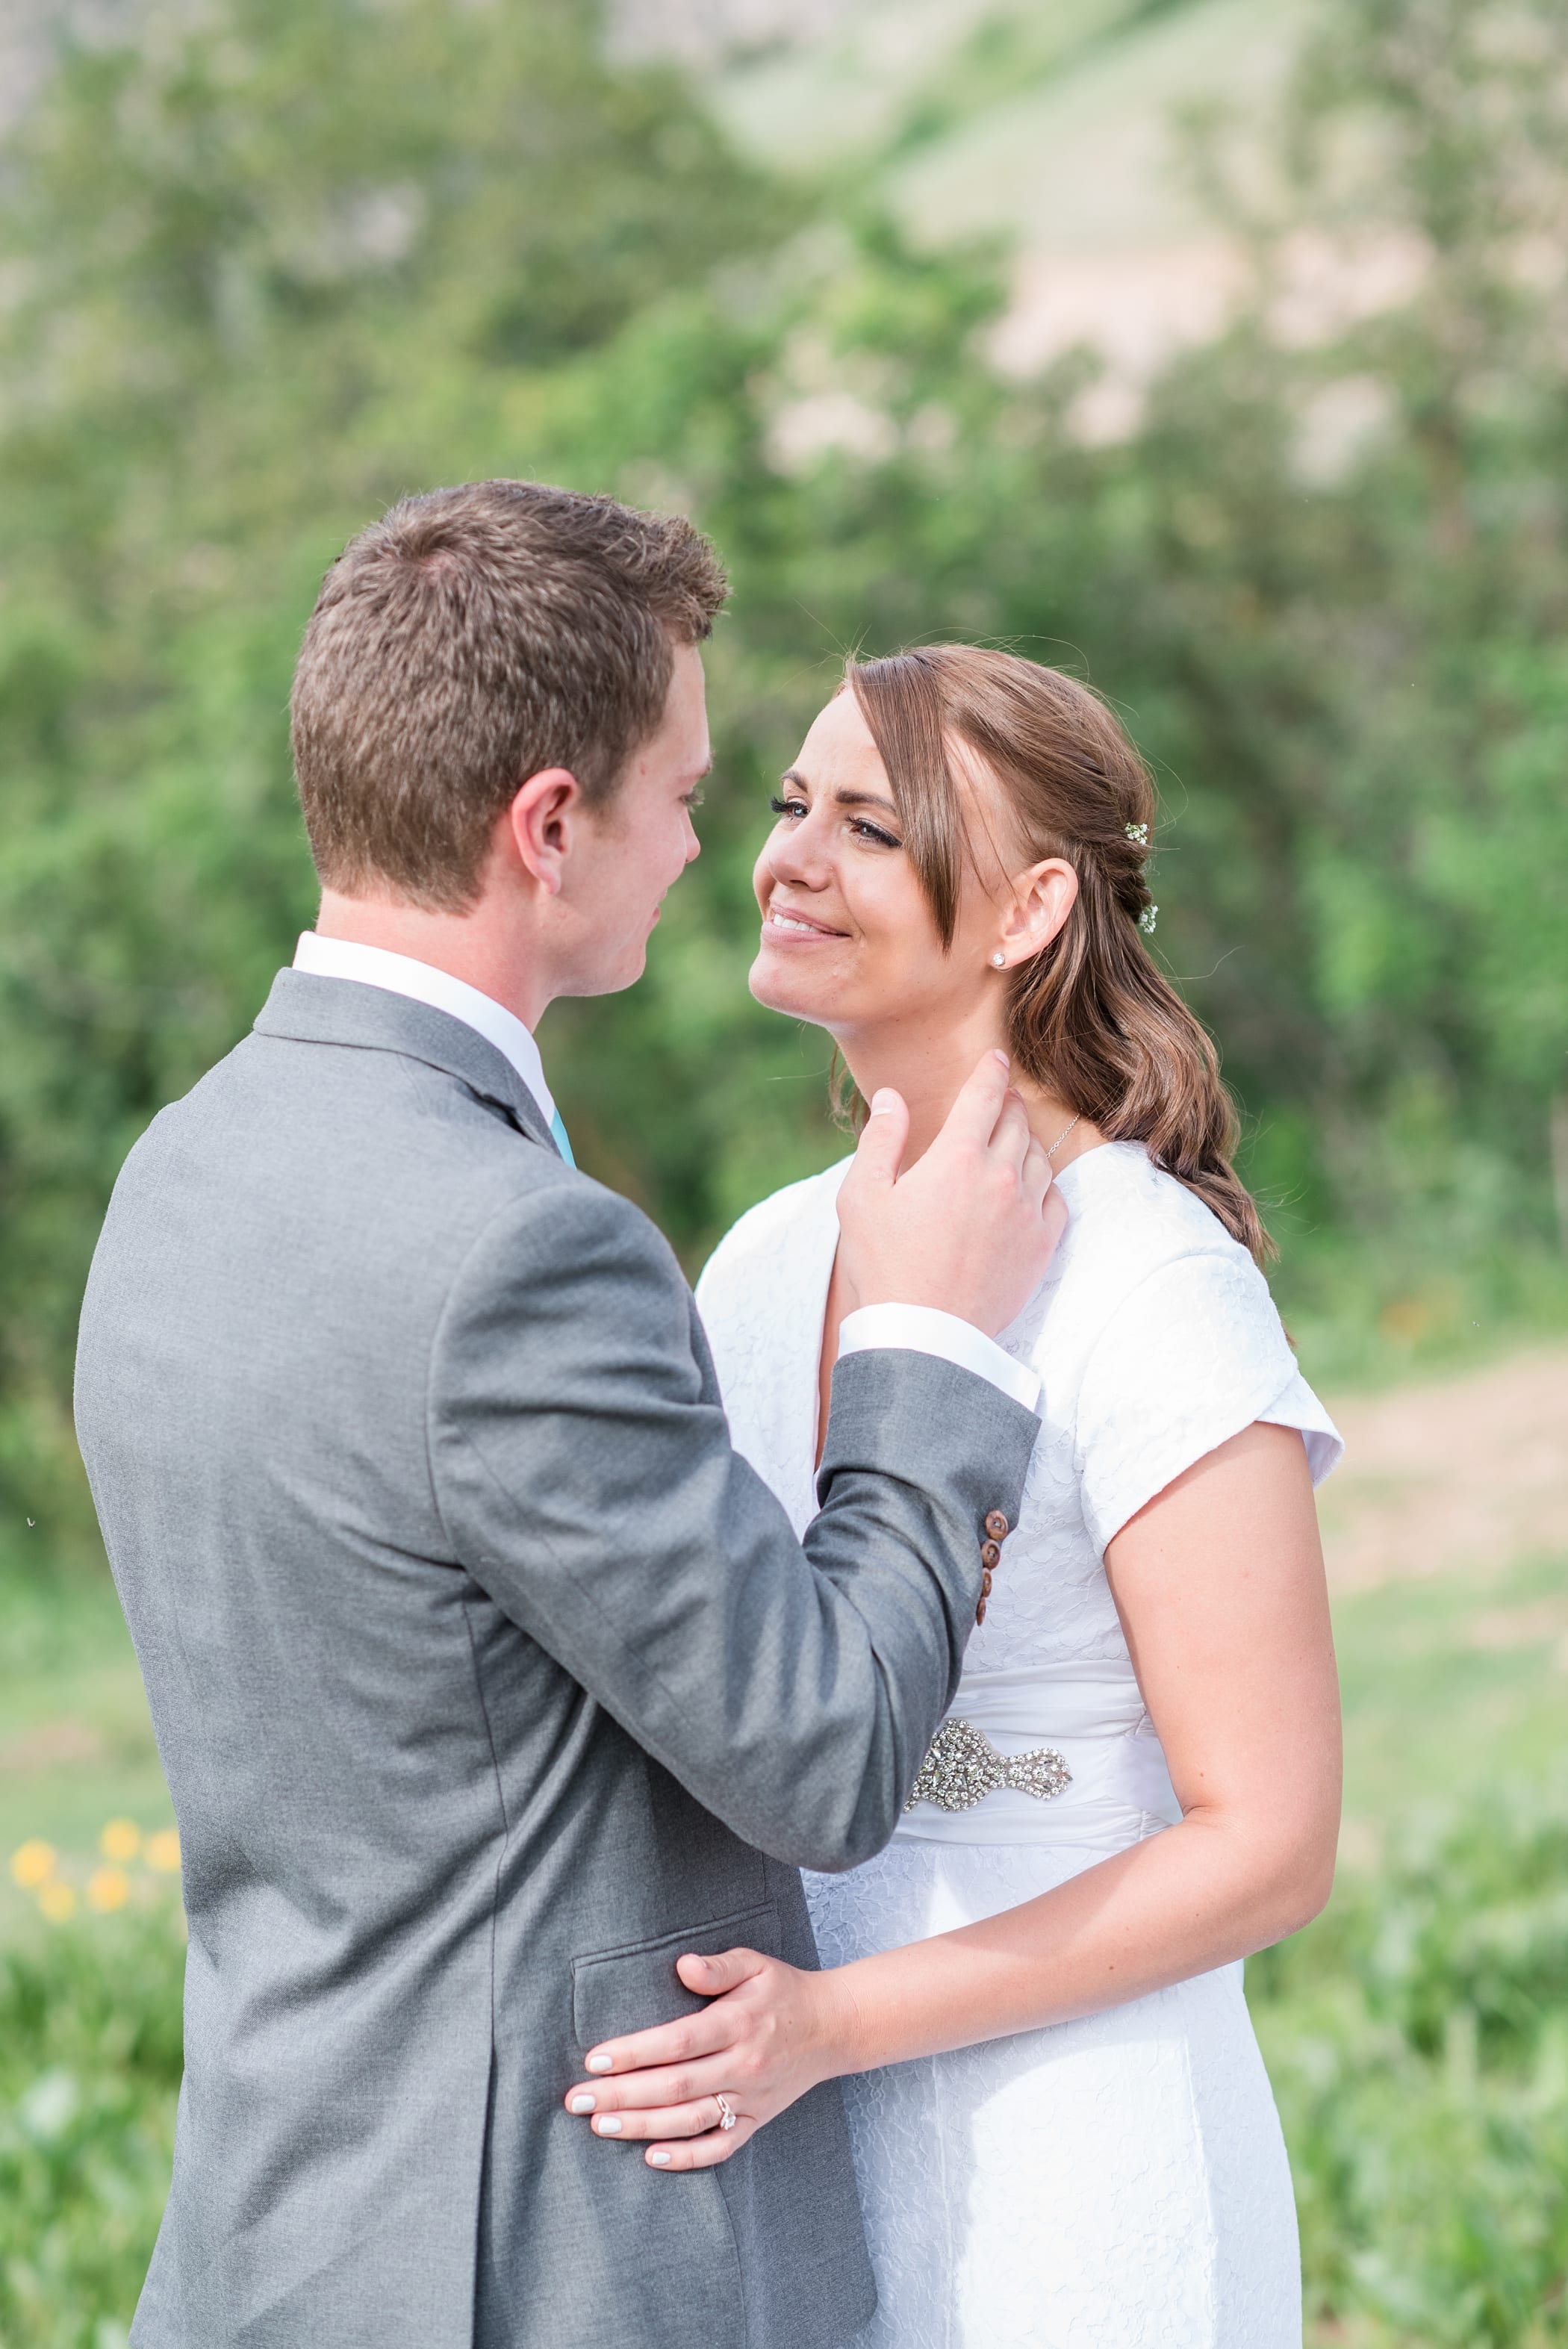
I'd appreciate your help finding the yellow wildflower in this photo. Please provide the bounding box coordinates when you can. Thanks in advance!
[10,1840,56,1890]
[99,1818,142,1863]
[87,1867,131,1912]
[37,1881,77,1923]
[146,1829,181,1874]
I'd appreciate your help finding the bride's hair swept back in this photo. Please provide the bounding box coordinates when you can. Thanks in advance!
[846,644,1273,1265]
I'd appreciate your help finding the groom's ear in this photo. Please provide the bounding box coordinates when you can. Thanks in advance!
[505,768,582,896]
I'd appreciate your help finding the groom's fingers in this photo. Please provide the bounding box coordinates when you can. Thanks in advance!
[1022,1133,1052,1210]
[846,1087,909,1190]
[930,1049,1013,1156]
[990,1087,1032,1172]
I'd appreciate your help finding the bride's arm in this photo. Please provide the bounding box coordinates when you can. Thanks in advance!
[562,1418,1340,2170]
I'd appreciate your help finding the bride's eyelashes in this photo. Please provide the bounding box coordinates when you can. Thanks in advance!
[767,794,902,851]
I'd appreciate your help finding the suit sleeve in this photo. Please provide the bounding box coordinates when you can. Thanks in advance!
[426,1179,1039,1871]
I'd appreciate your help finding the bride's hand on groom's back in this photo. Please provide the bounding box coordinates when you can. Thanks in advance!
[562,1947,853,2173]
[836,1051,1065,1339]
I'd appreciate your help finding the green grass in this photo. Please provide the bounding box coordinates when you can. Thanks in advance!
[0,1573,171,1950]
[1334,1549,1568,1854]
[2,1520,1566,2345]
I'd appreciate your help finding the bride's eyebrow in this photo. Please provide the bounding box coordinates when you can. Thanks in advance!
[777,768,901,821]
[833,787,900,818]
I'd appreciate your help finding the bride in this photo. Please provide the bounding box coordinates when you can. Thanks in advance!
[565,646,1343,2347]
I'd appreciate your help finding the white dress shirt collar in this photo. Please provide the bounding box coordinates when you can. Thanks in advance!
[291,933,556,1130]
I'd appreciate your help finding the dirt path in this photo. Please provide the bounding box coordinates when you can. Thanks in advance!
[1318,1346,1568,1593]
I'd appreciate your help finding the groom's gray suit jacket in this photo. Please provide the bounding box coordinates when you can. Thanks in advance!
[74,971,1039,2349]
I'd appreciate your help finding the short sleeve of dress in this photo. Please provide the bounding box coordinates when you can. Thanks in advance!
[1074,1248,1343,1556]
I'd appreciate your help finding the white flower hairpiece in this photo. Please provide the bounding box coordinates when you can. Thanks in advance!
[1125,825,1156,930]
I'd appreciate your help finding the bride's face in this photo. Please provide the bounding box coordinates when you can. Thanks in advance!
[749,687,1006,1039]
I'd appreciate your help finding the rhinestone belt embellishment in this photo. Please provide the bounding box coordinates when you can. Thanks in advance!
[905,1717,1072,1814]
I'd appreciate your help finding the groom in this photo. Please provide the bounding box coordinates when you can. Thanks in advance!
[75,480,1056,2349]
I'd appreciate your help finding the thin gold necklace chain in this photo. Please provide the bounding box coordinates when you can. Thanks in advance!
[1045,1113,1081,1161]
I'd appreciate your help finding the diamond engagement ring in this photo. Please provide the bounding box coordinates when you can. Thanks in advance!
[715,2094,738,2132]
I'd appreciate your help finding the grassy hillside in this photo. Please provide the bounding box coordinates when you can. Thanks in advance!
[697,0,1318,249]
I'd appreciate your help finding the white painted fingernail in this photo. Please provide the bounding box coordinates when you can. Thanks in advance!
[648,2150,672,2166]
[586,2055,613,2074]
[569,2094,595,2115]
[595,2115,623,2135]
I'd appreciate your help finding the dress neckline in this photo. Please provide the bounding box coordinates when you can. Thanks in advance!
[1049,1138,1142,1200]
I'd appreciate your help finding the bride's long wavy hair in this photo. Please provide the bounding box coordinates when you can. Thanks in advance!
[844,644,1272,1266]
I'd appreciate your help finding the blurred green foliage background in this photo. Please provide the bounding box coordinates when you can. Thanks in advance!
[3,0,1567,1568]
[1,0,1567,2339]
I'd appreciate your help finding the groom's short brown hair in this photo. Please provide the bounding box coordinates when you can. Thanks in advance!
[290,479,727,912]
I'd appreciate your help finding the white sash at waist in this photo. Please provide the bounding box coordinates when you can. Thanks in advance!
[895,1661,1183,1850]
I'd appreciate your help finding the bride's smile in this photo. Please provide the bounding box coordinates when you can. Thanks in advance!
[762,901,847,941]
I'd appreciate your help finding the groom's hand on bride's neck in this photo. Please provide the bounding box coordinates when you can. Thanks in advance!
[836,1051,1066,1339]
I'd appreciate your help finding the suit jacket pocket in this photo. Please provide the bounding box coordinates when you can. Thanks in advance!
[570,1901,781,2055]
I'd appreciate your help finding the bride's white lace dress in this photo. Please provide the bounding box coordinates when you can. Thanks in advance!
[696,1141,1342,2349]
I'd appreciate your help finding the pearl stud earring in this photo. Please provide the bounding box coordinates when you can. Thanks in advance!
[991,953,1006,968]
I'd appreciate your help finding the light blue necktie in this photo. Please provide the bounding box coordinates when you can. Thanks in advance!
[549,1107,576,1168]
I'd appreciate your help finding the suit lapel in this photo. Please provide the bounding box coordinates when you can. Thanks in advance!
[253,968,561,1158]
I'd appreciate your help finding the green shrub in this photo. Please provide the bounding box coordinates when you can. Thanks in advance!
[1251,1779,1568,2345]
[0,1905,184,2349]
